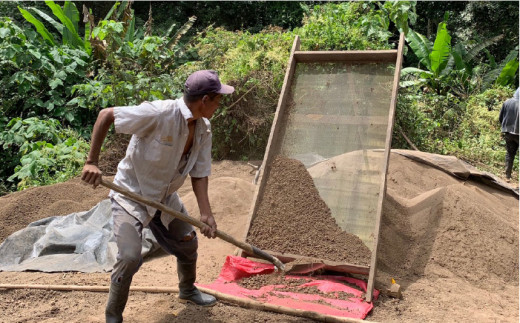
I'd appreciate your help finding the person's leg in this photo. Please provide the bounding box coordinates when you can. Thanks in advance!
[107,200,144,323]
[148,204,217,306]
[505,133,519,180]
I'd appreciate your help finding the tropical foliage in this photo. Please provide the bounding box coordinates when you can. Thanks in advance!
[401,19,518,96]
[394,86,515,176]
[0,0,518,194]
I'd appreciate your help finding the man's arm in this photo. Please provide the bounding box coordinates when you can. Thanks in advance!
[81,108,115,188]
[191,176,217,238]
[499,102,505,124]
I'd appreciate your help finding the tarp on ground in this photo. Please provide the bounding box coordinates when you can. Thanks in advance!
[0,199,159,273]
[199,256,378,320]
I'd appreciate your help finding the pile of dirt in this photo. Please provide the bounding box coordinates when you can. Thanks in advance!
[98,133,130,175]
[0,178,111,242]
[377,153,519,289]
[368,153,518,322]
[237,274,308,290]
[247,156,371,266]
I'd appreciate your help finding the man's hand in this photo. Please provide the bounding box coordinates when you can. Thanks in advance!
[200,214,217,238]
[81,163,102,188]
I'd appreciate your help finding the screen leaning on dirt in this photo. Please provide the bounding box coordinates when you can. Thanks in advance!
[282,62,394,248]
[247,61,395,265]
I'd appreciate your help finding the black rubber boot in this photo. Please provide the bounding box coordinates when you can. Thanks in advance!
[177,261,217,307]
[105,279,132,323]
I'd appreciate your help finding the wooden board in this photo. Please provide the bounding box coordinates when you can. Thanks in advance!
[365,32,405,302]
[294,51,397,63]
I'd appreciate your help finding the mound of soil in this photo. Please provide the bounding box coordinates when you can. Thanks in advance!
[247,156,371,266]
[0,178,111,242]
[369,153,518,322]
[378,154,519,288]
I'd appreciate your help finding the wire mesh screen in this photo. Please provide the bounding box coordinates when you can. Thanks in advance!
[278,62,395,249]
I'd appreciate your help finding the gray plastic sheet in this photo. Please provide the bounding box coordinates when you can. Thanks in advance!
[0,199,159,273]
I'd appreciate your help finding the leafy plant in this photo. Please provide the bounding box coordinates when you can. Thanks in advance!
[295,2,393,51]
[401,19,511,96]
[483,46,519,89]
[0,17,90,130]
[380,0,417,35]
[18,1,91,54]
[394,86,515,178]
[187,26,294,159]
[0,117,89,190]
[69,2,195,111]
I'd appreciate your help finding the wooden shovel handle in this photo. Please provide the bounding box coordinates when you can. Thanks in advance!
[100,179,285,271]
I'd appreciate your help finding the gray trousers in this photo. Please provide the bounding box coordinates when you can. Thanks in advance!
[110,199,198,284]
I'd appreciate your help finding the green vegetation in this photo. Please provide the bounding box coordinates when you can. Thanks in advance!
[0,1,518,194]
[401,17,517,96]
[394,86,515,177]
[0,117,89,193]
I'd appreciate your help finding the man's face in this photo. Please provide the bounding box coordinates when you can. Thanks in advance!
[201,94,222,119]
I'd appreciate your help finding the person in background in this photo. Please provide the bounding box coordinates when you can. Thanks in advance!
[81,70,234,322]
[499,88,519,182]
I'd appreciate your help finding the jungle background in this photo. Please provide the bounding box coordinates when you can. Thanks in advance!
[0,0,518,195]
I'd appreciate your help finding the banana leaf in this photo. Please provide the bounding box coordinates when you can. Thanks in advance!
[450,43,467,71]
[483,46,519,89]
[63,1,79,47]
[429,22,451,76]
[405,29,432,70]
[165,16,197,50]
[465,34,504,64]
[18,6,56,45]
[401,67,429,76]
[104,2,121,21]
[116,1,129,20]
[28,7,63,35]
[45,1,84,49]
[496,58,519,86]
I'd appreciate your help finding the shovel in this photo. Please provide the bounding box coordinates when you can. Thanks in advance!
[100,179,285,271]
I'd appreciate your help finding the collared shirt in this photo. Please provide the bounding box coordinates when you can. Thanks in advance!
[108,98,212,226]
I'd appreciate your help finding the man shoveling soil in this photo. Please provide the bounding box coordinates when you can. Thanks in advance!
[81,70,234,322]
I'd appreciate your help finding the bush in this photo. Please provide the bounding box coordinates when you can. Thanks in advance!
[186,27,294,159]
[394,85,516,176]
[188,3,396,160]
[0,17,91,132]
[0,117,89,191]
[295,2,394,51]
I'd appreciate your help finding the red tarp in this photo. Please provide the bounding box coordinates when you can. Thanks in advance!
[198,256,378,319]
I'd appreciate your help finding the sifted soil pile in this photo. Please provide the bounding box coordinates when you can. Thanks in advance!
[247,156,371,266]
[236,274,356,300]
[369,153,518,322]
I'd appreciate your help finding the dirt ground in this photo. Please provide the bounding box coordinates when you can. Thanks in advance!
[0,154,518,323]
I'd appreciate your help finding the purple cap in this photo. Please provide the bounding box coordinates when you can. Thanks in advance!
[184,70,234,96]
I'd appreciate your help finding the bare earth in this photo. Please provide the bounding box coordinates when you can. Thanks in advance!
[0,154,518,323]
